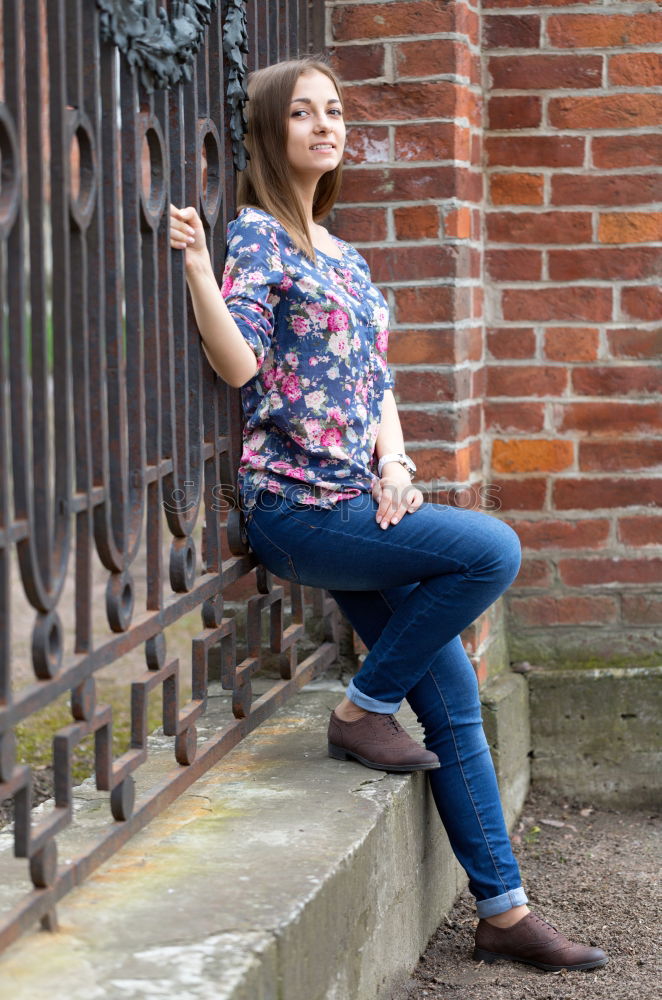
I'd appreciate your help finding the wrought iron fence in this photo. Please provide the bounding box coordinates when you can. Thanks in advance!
[0,0,335,952]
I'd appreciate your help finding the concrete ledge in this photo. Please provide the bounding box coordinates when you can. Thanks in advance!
[480,673,530,829]
[0,677,529,999]
[528,666,662,808]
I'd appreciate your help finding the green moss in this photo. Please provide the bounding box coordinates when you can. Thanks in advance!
[514,650,662,672]
[15,680,180,786]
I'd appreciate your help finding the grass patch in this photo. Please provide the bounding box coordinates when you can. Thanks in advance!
[16,679,168,786]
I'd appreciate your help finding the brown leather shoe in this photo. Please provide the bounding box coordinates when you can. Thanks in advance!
[327,709,440,772]
[473,912,608,972]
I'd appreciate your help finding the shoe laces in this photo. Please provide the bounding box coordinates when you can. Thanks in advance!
[381,714,401,733]
[531,913,560,936]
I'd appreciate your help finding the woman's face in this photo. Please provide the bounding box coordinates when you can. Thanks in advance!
[285,69,345,182]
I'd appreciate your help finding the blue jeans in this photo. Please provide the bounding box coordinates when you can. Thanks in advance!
[245,490,528,918]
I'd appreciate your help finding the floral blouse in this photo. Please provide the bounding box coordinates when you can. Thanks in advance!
[221,206,395,514]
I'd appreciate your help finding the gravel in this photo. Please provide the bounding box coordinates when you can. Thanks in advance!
[393,787,661,1000]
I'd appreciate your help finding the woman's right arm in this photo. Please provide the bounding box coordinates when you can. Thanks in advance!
[170,204,258,388]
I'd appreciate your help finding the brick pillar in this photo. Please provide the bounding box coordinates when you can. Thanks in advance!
[483,3,662,664]
[327,1,500,682]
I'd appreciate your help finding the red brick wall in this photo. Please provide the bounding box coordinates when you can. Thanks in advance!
[327,0,498,681]
[328,0,662,671]
[483,1,662,666]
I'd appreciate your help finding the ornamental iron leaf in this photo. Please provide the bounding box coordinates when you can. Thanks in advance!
[97,0,217,92]
[222,0,249,171]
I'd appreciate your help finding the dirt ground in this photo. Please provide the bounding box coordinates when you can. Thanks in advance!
[393,787,661,1000]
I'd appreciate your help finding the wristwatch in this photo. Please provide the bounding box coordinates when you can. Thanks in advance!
[377,452,417,481]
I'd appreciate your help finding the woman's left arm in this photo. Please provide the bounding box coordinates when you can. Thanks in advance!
[373,390,424,529]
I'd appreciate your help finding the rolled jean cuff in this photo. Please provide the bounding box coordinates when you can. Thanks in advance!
[475,887,529,919]
[346,679,402,715]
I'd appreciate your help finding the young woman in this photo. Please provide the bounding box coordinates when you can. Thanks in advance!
[169,56,607,974]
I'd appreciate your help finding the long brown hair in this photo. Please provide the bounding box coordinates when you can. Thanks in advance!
[236,56,344,261]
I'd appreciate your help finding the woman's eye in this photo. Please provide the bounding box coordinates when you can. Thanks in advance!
[291,108,343,118]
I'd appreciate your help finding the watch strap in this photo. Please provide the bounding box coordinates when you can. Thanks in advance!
[377,452,416,480]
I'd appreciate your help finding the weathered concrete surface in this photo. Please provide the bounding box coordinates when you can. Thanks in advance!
[507,624,662,670]
[480,673,530,829]
[528,666,662,808]
[0,678,528,999]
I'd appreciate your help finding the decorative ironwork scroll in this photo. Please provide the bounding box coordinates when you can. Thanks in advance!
[222,0,249,170]
[97,0,218,91]
[0,0,328,953]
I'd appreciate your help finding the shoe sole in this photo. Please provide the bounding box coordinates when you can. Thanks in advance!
[328,742,440,773]
[473,947,609,972]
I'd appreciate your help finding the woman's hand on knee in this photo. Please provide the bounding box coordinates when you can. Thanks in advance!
[372,476,424,529]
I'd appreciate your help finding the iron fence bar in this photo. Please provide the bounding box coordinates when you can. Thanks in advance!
[246,0,258,72]
[310,0,325,55]
[118,57,147,568]
[0,0,332,953]
[95,18,122,579]
[24,2,52,596]
[267,1,278,65]
[297,0,304,52]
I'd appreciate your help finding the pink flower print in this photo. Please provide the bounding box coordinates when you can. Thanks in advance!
[376,328,389,353]
[375,306,389,328]
[320,427,343,448]
[262,368,276,390]
[327,309,349,332]
[285,352,299,368]
[291,315,310,336]
[328,332,350,359]
[247,430,266,449]
[272,461,306,480]
[305,303,328,329]
[302,419,323,444]
[220,275,233,297]
[327,407,347,426]
[353,333,361,351]
[342,273,360,298]
[281,374,302,402]
[304,390,326,410]
[281,274,293,290]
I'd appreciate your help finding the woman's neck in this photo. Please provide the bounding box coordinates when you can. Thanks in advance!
[292,176,317,228]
